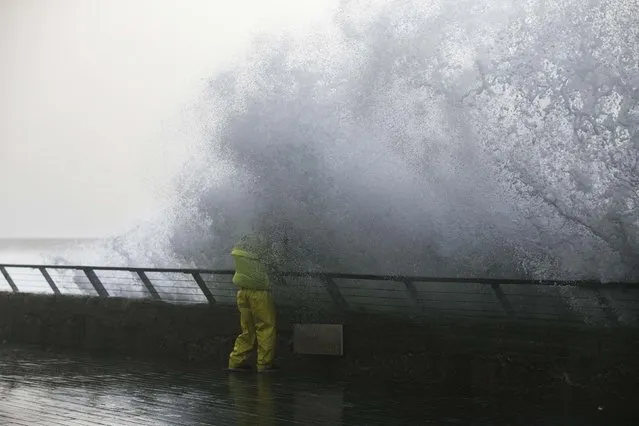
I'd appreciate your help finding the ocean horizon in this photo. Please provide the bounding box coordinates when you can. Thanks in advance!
[0,238,103,264]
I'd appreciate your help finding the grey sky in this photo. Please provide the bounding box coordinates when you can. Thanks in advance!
[0,0,335,238]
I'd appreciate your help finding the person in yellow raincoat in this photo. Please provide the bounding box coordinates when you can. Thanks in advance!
[228,233,282,373]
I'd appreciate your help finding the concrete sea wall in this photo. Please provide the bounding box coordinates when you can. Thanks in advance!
[0,291,637,399]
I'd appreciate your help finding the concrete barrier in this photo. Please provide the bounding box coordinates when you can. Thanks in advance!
[0,291,637,399]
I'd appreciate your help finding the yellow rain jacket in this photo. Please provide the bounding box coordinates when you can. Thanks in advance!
[231,234,279,290]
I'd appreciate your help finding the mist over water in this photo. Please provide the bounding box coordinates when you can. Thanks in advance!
[38,0,638,282]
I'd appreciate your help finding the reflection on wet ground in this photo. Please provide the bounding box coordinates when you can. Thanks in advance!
[0,346,634,425]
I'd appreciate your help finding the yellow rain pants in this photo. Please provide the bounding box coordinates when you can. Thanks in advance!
[228,288,276,371]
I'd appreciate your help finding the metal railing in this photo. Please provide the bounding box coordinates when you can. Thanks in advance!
[1,263,638,325]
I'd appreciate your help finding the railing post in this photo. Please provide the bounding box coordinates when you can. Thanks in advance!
[491,283,515,318]
[39,267,61,295]
[137,271,161,300]
[192,272,216,304]
[590,288,619,325]
[403,279,422,310]
[84,268,109,297]
[320,275,348,311]
[0,266,19,293]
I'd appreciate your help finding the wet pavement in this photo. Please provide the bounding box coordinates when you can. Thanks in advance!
[0,346,635,425]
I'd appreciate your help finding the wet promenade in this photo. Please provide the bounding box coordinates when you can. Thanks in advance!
[0,345,634,425]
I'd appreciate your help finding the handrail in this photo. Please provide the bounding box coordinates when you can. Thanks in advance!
[0,263,636,288]
[0,263,637,324]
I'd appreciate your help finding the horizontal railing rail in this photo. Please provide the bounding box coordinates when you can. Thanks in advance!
[1,263,638,325]
[0,263,637,287]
